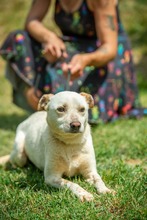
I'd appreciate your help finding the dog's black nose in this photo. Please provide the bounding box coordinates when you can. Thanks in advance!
[70,121,81,132]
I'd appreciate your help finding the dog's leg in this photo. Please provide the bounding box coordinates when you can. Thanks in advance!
[0,131,27,168]
[84,171,115,194]
[10,130,27,167]
[0,155,10,166]
[45,174,94,202]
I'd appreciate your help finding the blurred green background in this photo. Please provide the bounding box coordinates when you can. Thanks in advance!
[0,0,147,89]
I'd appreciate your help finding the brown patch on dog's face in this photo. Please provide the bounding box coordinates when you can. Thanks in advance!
[37,94,54,111]
[80,92,94,108]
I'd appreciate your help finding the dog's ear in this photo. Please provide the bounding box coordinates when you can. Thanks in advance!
[80,92,94,108]
[37,94,54,111]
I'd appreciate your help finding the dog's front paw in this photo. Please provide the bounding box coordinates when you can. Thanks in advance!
[98,187,116,195]
[78,191,94,202]
[107,189,116,195]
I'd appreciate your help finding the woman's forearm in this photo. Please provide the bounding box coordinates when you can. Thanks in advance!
[83,43,117,67]
[24,0,52,44]
[25,20,56,44]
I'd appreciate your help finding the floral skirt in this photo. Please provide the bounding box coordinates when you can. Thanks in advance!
[0,30,147,123]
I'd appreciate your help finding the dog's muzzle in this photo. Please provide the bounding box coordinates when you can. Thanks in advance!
[70,121,81,133]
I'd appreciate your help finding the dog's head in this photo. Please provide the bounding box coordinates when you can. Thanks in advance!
[38,91,94,134]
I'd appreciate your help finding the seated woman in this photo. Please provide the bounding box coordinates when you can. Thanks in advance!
[0,0,146,123]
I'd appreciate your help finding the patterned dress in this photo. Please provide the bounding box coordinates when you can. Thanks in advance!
[0,0,147,123]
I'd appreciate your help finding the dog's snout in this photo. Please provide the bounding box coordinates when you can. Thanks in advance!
[70,121,81,132]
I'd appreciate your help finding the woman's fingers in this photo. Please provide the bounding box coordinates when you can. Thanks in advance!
[42,37,67,62]
[62,62,83,81]
[62,62,71,75]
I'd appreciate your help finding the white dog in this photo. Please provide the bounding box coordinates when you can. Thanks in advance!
[0,91,114,201]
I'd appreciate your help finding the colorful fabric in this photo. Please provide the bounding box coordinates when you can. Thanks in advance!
[0,1,146,123]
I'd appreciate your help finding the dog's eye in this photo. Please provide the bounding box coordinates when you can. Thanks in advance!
[79,107,85,112]
[57,107,65,112]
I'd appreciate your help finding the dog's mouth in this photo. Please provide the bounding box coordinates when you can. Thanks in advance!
[69,129,82,134]
[63,127,83,134]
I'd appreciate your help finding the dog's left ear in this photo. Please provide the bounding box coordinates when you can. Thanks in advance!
[37,94,54,111]
[80,92,94,108]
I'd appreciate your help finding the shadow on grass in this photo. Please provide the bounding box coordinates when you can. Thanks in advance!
[6,162,59,194]
[5,161,85,195]
[0,113,29,131]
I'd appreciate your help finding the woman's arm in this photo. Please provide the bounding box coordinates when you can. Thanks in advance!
[25,0,52,43]
[63,0,118,80]
[85,0,118,66]
[25,0,67,62]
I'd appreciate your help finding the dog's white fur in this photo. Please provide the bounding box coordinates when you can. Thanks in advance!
[0,91,113,201]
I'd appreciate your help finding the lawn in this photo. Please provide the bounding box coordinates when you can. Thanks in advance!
[0,83,147,219]
[0,0,147,219]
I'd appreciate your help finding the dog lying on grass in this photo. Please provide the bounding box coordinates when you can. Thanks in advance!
[0,91,114,201]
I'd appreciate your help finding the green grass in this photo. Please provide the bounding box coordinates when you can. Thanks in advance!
[0,71,147,220]
[0,0,147,219]
[0,100,147,219]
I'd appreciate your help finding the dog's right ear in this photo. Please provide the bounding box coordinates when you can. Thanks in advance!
[37,94,54,111]
[80,92,94,108]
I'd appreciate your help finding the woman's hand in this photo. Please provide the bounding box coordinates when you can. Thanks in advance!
[25,0,67,63]
[42,33,68,63]
[62,54,88,81]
